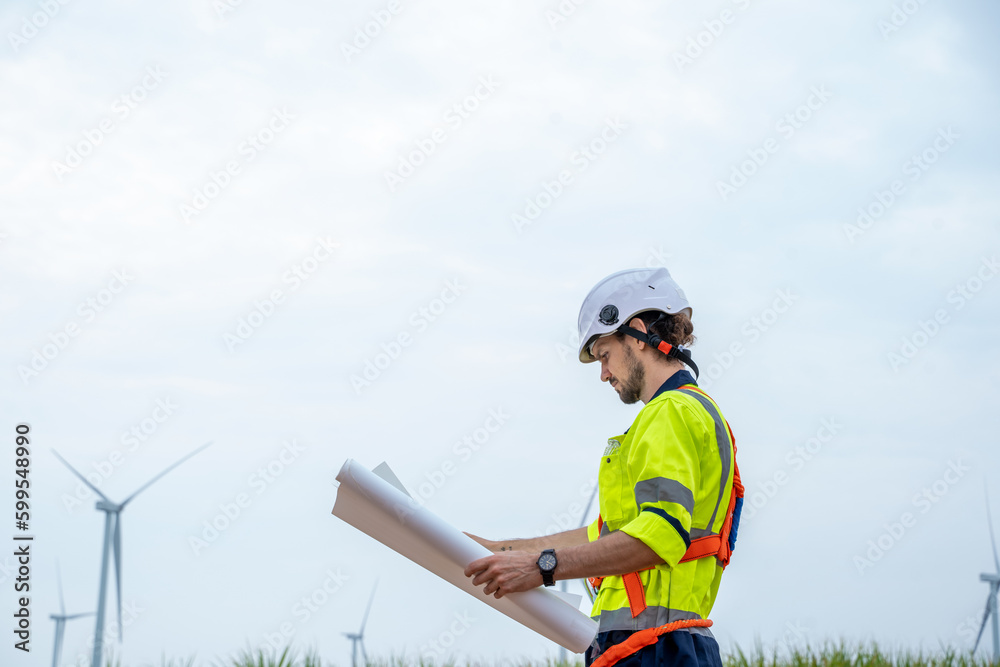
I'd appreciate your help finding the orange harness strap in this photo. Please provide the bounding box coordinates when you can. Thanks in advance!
[621,571,648,617]
[588,516,652,618]
[678,453,743,567]
[589,619,714,667]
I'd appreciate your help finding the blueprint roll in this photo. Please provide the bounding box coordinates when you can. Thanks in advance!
[331,458,599,653]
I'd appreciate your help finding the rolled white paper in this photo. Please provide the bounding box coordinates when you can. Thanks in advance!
[331,459,598,653]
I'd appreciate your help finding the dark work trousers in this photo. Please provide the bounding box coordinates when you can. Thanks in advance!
[585,629,724,667]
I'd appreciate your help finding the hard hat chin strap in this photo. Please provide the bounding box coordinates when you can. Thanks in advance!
[617,326,700,379]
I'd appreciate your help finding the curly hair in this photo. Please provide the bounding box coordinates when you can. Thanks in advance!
[616,310,696,349]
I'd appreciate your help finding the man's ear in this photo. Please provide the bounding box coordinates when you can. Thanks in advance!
[628,317,647,333]
[628,317,647,350]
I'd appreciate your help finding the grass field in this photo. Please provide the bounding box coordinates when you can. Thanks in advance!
[97,643,998,667]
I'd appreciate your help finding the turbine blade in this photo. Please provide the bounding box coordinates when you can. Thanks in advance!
[987,485,1000,575]
[113,514,123,641]
[52,450,110,502]
[56,560,66,616]
[578,484,599,529]
[65,612,95,620]
[361,639,368,666]
[974,597,992,652]
[121,442,212,506]
[359,581,378,635]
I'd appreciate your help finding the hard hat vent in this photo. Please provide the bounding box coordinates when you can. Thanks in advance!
[598,305,619,326]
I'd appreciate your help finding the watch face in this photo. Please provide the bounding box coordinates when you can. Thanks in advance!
[539,553,556,571]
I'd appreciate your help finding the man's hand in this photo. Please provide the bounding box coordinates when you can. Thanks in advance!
[464,551,543,599]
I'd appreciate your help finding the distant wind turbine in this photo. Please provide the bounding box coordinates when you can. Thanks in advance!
[344,581,378,667]
[53,442,212,667]
[974,486,1000,661]
[50,562,93,667]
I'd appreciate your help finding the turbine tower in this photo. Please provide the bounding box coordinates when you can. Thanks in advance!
[50,562,93,667]
[344,581,378,667]
[974,488,1000,661]
[53,442,211,667]
[559,483,599,664]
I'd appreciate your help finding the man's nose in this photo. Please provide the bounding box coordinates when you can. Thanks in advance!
[600,363,611,382]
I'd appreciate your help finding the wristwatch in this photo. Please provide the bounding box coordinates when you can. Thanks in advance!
[537,549,557,587]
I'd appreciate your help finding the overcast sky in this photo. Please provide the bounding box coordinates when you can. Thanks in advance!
[2,0,1000,665]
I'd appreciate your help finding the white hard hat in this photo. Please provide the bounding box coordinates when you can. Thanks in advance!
[577,267,692,363]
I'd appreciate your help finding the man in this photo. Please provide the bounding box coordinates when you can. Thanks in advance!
[465,267,741,667]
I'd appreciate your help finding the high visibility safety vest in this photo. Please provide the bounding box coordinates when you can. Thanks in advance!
[586,383,743,655]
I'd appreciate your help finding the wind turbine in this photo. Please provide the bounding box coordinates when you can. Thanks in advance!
[50,562,93,667]
[559,483,599,664]
[53,442,212,667]
[974,487,1000,661]
[344,581,378,667]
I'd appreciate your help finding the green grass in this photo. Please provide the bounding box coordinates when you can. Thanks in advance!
[99,642,999,667]
[724,643,996,667]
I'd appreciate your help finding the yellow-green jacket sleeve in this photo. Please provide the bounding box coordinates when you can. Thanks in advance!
[587,516,601,542]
